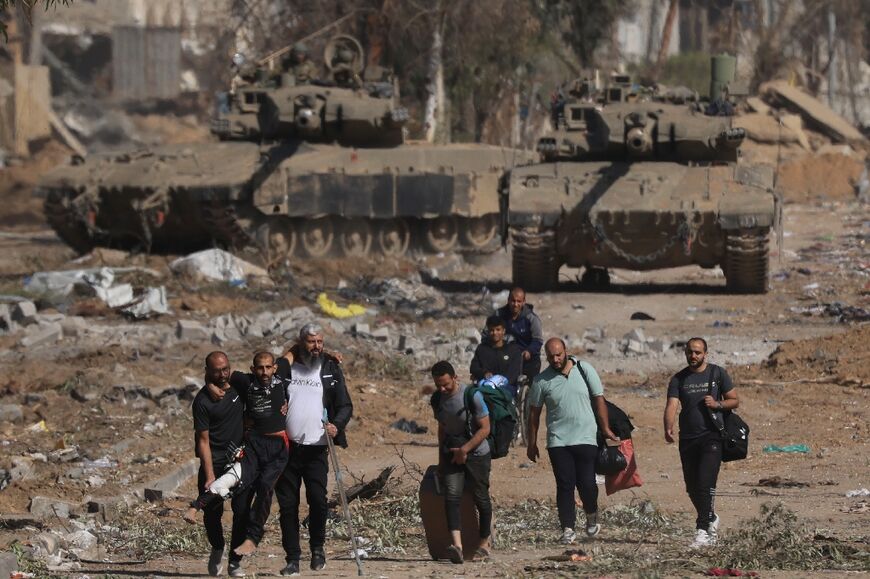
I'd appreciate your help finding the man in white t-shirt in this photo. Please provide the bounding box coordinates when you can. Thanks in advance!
[275,323,353,576]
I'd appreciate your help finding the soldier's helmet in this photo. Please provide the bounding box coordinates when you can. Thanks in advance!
[290,42,309,62]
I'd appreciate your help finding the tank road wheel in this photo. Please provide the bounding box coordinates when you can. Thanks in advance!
[460,215,499,251]
[339,219,373,258]
[510,226,559,292]
[44,190,96,254]
[423,216,459,253]
[300,218,335,258]
[253,217,297,267]
[724,229,770,294]
[377,219,411,258]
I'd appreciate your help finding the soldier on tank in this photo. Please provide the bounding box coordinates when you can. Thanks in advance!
[283,43,319,85]
[331,48,362,89]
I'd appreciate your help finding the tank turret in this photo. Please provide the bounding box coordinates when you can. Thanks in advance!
[506,56,779,294]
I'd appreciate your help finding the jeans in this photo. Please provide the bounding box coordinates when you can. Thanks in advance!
[275,444,329,562]
[547,444,598,530]
[198,460,251,564]
[441,453,492,538]
[679,433,722,530]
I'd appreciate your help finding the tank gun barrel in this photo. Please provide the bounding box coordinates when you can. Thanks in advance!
[624,113,657,156]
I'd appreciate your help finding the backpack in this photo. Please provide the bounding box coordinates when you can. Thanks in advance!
[430,384,518,459]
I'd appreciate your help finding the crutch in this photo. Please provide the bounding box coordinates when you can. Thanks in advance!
[323,409,364,576]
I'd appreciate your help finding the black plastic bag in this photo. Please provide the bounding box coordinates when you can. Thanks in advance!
[595,443,627,475]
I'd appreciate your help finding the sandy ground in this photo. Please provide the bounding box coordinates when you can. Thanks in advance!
[0,150,868,577]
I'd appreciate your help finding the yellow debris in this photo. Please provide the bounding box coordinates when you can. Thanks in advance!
[316,292,366,319]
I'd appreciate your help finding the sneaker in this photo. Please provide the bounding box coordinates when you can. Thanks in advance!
[690,528,711,548]
[227,560,245,577]
[585,512,600,538]
[207,548,224,577]
[708,514,720,538]
[279,560,300,576]
[559,527,577,544]
[310,548,326,571]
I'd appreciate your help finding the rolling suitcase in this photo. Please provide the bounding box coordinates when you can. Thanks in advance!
[419,464,483,561]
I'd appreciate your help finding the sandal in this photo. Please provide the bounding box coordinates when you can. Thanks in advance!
[446,544,464,564]
[474,546,492,561]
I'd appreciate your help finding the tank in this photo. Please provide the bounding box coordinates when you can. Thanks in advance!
[36,35,536,261]
[503,66,779,294]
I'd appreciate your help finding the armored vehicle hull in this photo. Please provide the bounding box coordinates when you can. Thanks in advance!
[37,140,535,260]
[37,35,536,261]
[506,161,777,293]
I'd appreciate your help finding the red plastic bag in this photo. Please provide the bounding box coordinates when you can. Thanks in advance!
[605,438,643,495]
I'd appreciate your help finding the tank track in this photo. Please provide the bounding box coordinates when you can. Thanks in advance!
[723,229,769,294]
[510,226,559,292]
[43,190,96,254]
[202,202,253,250]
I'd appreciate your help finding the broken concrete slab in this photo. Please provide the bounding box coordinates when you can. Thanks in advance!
[0,404,23,423]
[135,458,198,499]
[11,300,37,325]
[352,322,370,336]
[19,322,62,348]
[10,457,35,481]
[0,552,18,579]
[59,315,88,337]
[0,304,16,332]
[29,496,78,519]
[762,80,865,142]
[625,328,646,343]
[176,319,209,341]
[370,327,390,342]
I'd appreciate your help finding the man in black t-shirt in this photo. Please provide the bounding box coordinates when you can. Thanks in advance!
[189,351,247,577]
[663,337,739,549]
[189,351,290,567]
[470,315,524,398]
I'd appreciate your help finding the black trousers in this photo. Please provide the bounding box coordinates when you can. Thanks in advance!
[198,460,251,563]
[275,444,329,562]
[547,444,599,530]
[441,453,493,538]
[239,432,289,544]
[197,433,288,544]
[679,433,722,530]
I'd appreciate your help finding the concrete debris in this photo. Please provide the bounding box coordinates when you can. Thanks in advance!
[29,496,78,519]
[761,80,865,142]
[583,327,606,342]
[11,300,37,325]
[177,319,209,341]
[66,529,98,551]
[0,404,23,423]
[625,328,646,343]
[352,323,371,336]
[19,322,63,348]
[370,327,390,342]
[0,303,14,333]
[170,249,272,285]
[59,316,88,337]
[0,552,17,579]
[10,457,36,481]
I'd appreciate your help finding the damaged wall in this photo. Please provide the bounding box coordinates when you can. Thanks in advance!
[0,65,52,156]
[112,26,181,100]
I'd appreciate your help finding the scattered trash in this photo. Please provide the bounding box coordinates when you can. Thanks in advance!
[542,549,591,562]
[24,266,160,306]
[390,418,428,434]
[751,476,810,488]
[762,444,810,454]
[797,267,812,275]
[572,304,585,311]
[842,501,869,513]
[845,488,870,498]
[802,282,820,291]
[169,249,271,285]
[317,293,366,319]
[27,420,48,433]
[630,311,655,321]
[710,320,733,328]
[122,286,171,319]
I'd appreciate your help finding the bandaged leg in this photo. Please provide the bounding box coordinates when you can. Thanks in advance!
[208,462,243,498]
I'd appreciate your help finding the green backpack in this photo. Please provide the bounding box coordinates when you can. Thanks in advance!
[430,385,518,459]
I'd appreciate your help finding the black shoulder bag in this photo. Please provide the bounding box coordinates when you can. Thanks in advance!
[706,365,750,462]
[574,359,628,475]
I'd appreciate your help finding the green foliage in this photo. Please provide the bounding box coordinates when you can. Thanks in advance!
[102,505,209,560]
[9,541,50,579]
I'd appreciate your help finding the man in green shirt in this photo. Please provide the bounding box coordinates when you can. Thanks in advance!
[527,338,618,544]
